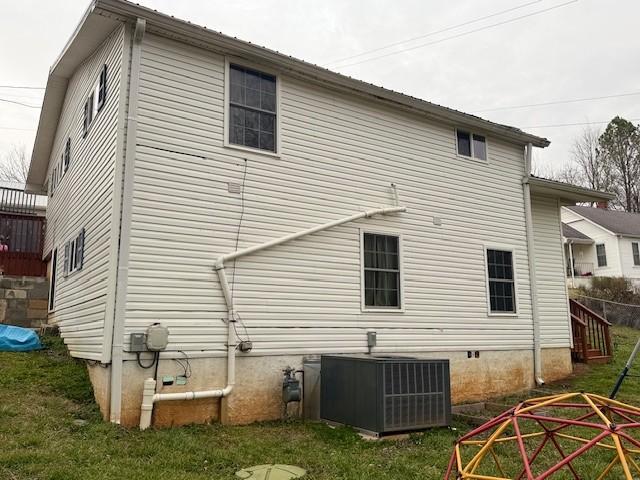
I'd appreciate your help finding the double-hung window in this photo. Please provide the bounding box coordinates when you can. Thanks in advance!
[228,64,277,152]
[63,138,71,172]
[64,228,85,276]
[362,232,401,309]
[486,248,516,314]
[596,244,607,267]
[456,130,487,161]
[83,64,108,137]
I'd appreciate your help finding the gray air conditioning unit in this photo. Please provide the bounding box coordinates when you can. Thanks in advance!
[320,355,451,436]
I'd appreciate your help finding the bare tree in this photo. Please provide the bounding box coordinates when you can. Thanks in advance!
[599,117,640,212]
[0,145,29,185]
[571,126,614,192]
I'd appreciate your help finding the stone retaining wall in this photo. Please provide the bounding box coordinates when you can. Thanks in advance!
[0,276,49,329]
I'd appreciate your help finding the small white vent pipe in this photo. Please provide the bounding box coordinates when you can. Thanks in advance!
[139,190,406,429]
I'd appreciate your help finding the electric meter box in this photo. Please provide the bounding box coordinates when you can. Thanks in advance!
[146,324,169,351]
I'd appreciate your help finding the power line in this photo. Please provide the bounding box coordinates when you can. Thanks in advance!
[0,98,41,109]
[473,91,640,113]
[0,85,45,90]
[332,0,579,70]
[523,118,640,129]
[0,126,36,131]
[326,0,543,66]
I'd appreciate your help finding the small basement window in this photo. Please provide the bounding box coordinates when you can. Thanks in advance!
[633,242,640,266]
[486,248,516,314]
[456,130,487,161]
[228,64,277,152]
[596,244,607,267]
[362,232,401,309]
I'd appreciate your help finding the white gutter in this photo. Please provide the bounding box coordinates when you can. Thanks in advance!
[522,143,544,386]
[139,200,406,429]
[110,17,146,424]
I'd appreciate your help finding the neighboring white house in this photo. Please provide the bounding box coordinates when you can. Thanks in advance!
[562,206,640,288]
[26,0,612,428]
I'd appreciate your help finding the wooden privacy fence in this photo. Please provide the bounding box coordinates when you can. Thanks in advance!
[0,213,46,277]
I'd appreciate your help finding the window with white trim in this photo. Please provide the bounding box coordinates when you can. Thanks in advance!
[64,228,85,276]
[83,64,107,137]
[596,244,607,267]
[228,64,277,152]
[363,233,401,309]
[456,130,487,160]
[633,242,640,266]
[486,248,516,313]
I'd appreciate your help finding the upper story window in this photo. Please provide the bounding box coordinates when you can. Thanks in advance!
[456,130,487,161]
[49,137,71,197]
[596,243,607,267]
[97,64,108,112]
[229,64,277,153]
[632,242,640,266]
[362,232,401,309]
[63,138,71,172]
[83,64,108,137]
[486,248,516,314]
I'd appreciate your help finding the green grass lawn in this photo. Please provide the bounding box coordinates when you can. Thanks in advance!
[1,326,640,480]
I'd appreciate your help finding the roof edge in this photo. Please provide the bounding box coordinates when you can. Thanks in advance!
[530,177,615,203]
[95,0,550,148]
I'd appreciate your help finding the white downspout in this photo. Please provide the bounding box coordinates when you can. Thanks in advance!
[110,17,146,424]
[568,240,575,288]
[139,199,406,429]
[522,143,544,386]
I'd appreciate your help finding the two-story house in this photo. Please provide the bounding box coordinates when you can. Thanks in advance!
[26,0,612,428]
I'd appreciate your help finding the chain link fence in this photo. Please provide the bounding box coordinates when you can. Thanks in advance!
[574,294,640,329]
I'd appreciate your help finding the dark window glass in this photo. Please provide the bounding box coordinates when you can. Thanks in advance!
[363,233,400,308]
[64,138,71,172]
[633,242,640,266]
[473,134,486,160]
[596,244,607,267]
[83,94,94,137]
[229,64,276,152]
[486,249,516,313]
[457,130,471,156]
[97,64,107,111]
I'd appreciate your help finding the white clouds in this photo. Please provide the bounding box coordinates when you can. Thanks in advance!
[1,0,638,174]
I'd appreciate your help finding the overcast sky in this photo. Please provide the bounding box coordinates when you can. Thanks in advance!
[1,0,638,174]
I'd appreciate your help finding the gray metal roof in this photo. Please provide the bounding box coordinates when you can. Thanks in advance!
[562,222,592,241]
[568,206,640,236]
[28,0,552,191]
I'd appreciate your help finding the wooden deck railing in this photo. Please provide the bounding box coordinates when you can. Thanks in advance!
[570,298,612,363]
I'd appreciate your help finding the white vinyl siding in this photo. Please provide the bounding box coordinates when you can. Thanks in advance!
[533,196,571,347]
[121,32,536,358]
[43,26,124,360]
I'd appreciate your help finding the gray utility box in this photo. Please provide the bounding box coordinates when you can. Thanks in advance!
[320,355,451,435]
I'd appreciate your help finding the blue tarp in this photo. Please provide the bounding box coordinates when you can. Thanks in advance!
[0,324,42,352]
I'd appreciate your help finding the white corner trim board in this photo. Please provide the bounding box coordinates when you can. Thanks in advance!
[139,188,407,429]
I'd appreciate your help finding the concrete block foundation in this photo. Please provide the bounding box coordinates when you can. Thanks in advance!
[0,276,49,328]
[105,347,572,428]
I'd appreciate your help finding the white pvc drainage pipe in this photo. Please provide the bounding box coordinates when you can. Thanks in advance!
[139,202,406,429]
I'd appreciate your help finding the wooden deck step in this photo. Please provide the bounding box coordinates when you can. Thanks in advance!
[586,355,611,364]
